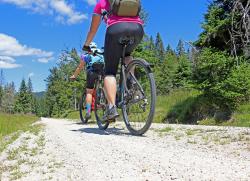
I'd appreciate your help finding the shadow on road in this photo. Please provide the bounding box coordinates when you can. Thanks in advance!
[71,127,134,136]
[71,126,146,138]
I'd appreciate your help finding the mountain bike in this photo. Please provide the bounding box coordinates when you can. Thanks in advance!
[95,37,156,135]
[78,63,109,130]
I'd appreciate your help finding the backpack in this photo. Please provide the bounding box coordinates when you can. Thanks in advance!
[108,0,141,17]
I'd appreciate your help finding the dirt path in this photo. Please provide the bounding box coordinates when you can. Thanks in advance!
[1,118,250,181]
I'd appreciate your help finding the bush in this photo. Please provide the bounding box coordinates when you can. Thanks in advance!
[221,63,250,108]
[193,48,250,111]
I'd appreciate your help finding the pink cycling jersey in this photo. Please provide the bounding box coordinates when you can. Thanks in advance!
[93,0,143,27]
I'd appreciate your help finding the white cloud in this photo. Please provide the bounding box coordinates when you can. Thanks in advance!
[0,56,15,63]
[28,72,35,77]
[0,33,54,68]
[37,56,54,63]
[0,0,87,24]
[0,56,22,69]
[0,33,53,57]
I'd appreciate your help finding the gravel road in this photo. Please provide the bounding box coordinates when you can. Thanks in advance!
[1,117,250,181]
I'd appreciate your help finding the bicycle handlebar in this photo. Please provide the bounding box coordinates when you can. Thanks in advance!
[92,49,104,55]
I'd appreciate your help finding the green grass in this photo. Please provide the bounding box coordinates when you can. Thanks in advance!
[0,113,38,152]
[199,103,250,127]
[154,89,201,123]
[64,110,80,119]
[0,113,38,138]
[158,127,173,133]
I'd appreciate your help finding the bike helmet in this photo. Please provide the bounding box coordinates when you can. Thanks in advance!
[89,42,97,51]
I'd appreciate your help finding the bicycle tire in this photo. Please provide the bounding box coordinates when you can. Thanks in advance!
[79,92,89,124]
[122,58,156,135]
[95,85,109,130]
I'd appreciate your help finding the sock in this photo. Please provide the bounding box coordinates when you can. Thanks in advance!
[86,103,91,113]
[109,104,114,109]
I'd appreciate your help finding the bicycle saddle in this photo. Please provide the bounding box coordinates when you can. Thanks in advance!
[119,37,135,45]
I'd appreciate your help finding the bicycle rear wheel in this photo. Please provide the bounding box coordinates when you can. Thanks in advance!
[122,59,156,135]
[95,86,109,130]
[79,92,89,124]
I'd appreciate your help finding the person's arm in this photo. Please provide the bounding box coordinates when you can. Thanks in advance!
[70,60,85,80]
[83,15,102,48]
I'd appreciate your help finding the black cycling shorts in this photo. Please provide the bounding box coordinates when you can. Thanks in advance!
[86,70,98,89]
[104,22,144,76]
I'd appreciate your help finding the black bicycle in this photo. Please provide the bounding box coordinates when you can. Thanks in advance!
[94,37,156,135]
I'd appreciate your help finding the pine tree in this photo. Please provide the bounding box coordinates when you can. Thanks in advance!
[27,77,33,93]
[176,40,185,56]
[166,44,175,55]
[1,82,15,113]
[196,0,249,57]
[173,55,192,88]
[15,79,29,113]
[149,36,155,51]
[27,77,35,113]
[157,60,173,94]
[155,32,165,60]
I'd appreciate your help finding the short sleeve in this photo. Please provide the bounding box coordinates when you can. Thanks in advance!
[81,54,90,63]
[93,2,102,15]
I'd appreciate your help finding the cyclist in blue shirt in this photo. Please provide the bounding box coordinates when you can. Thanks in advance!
[70,42,104,119]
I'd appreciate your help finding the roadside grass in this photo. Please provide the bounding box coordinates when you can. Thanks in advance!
[199,103,250,127]
[0,113,38,138]
[62,110,79,120]
[0,113,39,153]
[158,127,173,133]
[156,89,250,127]
[154,89,201,123]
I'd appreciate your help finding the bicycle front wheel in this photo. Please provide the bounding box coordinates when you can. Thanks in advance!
[79,92,88,124]
[122,59,156,135]
[95,86,109,130]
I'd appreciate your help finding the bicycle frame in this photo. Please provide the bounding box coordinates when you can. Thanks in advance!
[117,42,147,108]
[116,43,129,107]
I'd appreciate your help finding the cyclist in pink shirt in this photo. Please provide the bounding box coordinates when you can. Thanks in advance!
[82,0,144,121]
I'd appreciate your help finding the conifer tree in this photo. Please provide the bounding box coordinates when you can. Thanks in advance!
[2,82,15,113]
[15,79,29,113]
[155,32,165,60]
[176,40,185,56]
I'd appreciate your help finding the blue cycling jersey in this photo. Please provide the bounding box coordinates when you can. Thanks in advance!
[82,54,104,71]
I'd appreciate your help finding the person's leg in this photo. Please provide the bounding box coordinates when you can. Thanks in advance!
[104,76,116,106]
[124,23,144,88]
[85,71,97,117]
[85,89,94,114]
[103,24,125,120]
[104,24,122,107]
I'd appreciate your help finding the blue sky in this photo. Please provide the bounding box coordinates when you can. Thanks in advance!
[0,0,208,92]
